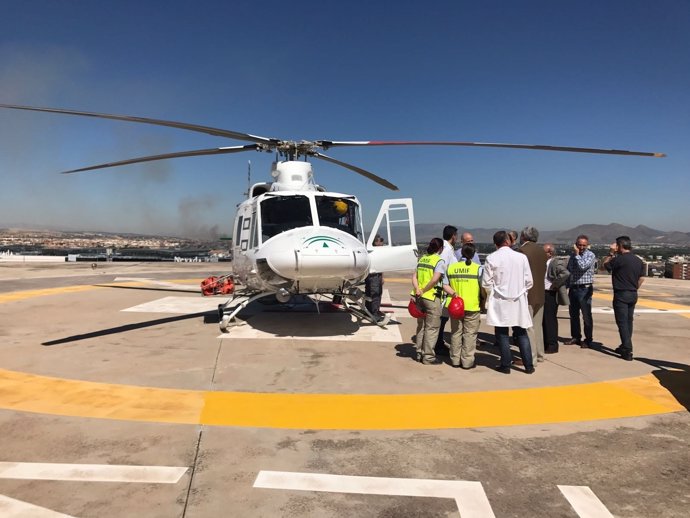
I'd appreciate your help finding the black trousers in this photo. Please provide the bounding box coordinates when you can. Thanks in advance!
[613,290,638,354]
[543,290,559,351]
[365,273,383,315]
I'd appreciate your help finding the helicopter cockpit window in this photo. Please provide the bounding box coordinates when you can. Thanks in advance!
[260,195,313,240]
[315,196,362,239]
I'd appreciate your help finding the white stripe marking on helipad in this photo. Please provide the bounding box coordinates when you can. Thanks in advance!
[122,295,227,314]
[0,495,74,518]
[254,470,495,518]
[558,485,614,518]
[0,462,188,483]
[0,495,75,518]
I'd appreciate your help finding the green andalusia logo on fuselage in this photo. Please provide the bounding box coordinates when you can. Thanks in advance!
[303,235,345,249]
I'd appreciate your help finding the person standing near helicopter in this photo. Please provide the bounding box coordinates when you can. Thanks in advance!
[412,237,447,365]
[436,225,459,356]
[365,234,385,321]
[443,242,484,369]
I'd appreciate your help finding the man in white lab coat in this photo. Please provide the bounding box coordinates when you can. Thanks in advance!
[482,230,534,374]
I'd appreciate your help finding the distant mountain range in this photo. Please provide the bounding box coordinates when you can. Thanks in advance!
[4,223,690,246]
[413,223,690,245]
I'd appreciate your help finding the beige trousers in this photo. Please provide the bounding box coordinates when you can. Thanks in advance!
[527,303,544,363]
[449,311,481,368]
[415,297,442,362]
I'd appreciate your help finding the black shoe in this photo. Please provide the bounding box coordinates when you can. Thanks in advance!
[422,358,443,365]
[614,346,624,355]
[434,345,450,357]
[451,364,462,368]
[580,341,589,349]
[621,353,634,361]
[525,366,535,374]
[545,349,558,354]
[564,338,581,346]
[494,365,511,374]
[461,364,476,370]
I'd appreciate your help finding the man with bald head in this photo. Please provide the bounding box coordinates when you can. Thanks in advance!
[455,232,481,264]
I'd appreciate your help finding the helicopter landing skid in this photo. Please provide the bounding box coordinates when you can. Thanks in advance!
[342,299,392,328]
[218,291,274,332]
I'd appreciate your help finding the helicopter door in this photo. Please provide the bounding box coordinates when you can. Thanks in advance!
[366,198,417,273]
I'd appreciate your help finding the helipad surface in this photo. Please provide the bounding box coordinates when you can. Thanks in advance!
[0,262,688,517]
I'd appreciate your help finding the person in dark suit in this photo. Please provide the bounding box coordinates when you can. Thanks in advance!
[519,227,547,364]
[543,243,570,353]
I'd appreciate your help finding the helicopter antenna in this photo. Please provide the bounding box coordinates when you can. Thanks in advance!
[245,160,251,197]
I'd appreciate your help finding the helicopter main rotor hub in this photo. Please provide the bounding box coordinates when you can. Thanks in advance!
[269,140,321,159]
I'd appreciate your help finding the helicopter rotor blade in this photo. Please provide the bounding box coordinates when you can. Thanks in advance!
[60,144,260,174]
[316,140,665,158]
[0,104,277,146]
[311,152,399,191]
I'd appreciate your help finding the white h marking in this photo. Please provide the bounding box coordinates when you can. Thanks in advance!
[0,494,76,517]
[254,470,495,517]
[0,462,188,484]
[559,485,615,518]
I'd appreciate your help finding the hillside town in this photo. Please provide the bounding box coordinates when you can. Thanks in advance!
[0,229,232,262]
[2,227,689,278]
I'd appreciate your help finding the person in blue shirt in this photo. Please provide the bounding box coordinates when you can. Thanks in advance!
[565,234,597,348]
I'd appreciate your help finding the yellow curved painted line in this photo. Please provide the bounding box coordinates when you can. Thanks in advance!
[0,285,101,304]
[0,368,683,430]
[593,292,690,319]
[0,280,190,304]
[3,280,689,316]
[0,281,687,429]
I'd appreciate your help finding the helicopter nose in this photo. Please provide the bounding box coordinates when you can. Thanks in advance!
[293,234,369,279]
[259,229,370,283]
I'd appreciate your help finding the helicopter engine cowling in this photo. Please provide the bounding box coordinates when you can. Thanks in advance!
[255,227,369,292]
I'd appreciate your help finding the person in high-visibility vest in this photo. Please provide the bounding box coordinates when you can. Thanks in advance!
[443,243,485,369]
[411,237,447,365]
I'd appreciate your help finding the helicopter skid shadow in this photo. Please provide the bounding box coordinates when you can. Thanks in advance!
[220,312,402,341]
[42,312,212,346]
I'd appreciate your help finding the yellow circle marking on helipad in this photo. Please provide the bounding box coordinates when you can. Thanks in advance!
[593,292,690,319]
[2,280,689,318]
[0,282,687,429]
[0,368,683,430]
[0,285,101,304]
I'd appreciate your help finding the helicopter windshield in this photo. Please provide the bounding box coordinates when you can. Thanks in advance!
[315,196,362,239]
[260,195,313,240]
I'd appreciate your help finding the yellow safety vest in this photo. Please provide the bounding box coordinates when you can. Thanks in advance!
[411,254,443,301]
[445,261,481,311]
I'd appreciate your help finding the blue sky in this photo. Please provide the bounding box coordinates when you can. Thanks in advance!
[1,0,688,237]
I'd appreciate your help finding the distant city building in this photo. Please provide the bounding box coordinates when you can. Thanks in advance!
[666,260,690,280]
[665,256,690,280]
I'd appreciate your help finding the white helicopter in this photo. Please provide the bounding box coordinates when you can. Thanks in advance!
[0,104,665,331]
